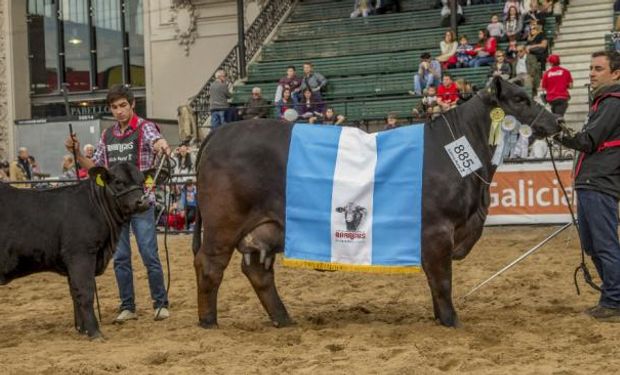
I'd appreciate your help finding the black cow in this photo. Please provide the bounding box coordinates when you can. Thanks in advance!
[193,77,563,328]
[336,203,367,231]
[0,163,154,339]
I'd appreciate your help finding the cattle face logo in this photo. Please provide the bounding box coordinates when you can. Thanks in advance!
[334,202,368,241]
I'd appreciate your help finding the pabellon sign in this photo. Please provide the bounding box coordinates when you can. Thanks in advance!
[486,161,574,225]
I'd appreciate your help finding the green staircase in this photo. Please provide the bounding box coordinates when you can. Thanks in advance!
[232,0,559,123]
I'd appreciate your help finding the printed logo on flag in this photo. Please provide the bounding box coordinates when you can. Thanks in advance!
[334,202,368,241]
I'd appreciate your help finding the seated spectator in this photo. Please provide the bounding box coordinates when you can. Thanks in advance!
[455,78,474,104]
[275,65,301,103]
[275,88,295,119]
[510,44,540,96]
[412,86,440,119]
[504,6,523,41]
[455,35,476,68]
[310,107,345,125]
[538,0,554,19]
[299,62,328,102]
[440,0,464,28]
[503,0,525,18]
[469,29,497,67]
[240,87,269,120]
[505,39,519,63]
[487,51,512,82]
[437,73,460,111]
[522,2,540,28]
[297,88,324,120]
[437,30,458,69]
[351,0,373,18]
[374,0,401,14]
[384,112,400,130]
[410,52,442,96]
[487,15,506,41]
[526,24,548,72]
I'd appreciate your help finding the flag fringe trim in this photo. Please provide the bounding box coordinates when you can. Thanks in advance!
[281,258,421,274]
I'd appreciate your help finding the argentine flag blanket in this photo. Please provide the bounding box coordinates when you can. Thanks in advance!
[283,123,424,274]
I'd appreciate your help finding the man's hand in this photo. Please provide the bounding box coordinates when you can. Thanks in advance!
[65,133,82,156]
[153,138,172,156]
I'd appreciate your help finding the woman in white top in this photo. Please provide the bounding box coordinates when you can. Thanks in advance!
[437,30,458,69]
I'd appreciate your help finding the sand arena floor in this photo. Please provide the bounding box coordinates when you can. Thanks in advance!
[1,226,619,374]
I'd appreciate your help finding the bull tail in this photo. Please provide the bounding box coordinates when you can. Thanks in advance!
[192,209,202,256]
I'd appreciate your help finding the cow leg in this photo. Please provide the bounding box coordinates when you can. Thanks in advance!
[422,238,460,327]
[68,276,85,334]
[238,223,292,327]
[67,259,102,339]
[194,245,233,329]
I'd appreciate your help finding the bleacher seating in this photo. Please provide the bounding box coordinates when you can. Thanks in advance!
[232,0,559,123]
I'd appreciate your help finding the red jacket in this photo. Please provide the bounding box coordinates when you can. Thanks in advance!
[475,37,497,57]
[541,66,573,102]
[438,83,460,104]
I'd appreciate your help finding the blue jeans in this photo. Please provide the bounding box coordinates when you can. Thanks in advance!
[413,73,435,95]
[469,56,495,67]
[114,206,168,311]
[210,110,226,129]
[577,189,620,308]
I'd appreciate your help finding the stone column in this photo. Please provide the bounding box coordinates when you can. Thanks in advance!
[0,0,9,160]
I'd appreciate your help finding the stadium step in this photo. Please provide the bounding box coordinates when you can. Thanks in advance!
[562,10,614,21]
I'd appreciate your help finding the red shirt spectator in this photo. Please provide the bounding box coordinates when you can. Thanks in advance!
[437,74,460,109]
[541,55,573,102]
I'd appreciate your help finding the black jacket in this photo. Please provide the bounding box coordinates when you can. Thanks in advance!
[556,84,620,199]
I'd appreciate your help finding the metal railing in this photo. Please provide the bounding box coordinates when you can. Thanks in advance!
[190,0,295,126]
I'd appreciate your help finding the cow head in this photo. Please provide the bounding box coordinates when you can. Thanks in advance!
[89,163,153,216]
[336,202,367,231]
[482,77,563,139]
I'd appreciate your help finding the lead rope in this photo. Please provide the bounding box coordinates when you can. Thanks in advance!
[154,154,174,320]
[546,138,601,294]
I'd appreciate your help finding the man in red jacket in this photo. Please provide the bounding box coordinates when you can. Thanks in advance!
[541,54,573,117]
[437,73,460,111]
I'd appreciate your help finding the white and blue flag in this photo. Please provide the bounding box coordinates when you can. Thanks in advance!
[283,123,424,273]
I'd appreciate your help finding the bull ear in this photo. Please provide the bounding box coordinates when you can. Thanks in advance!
[88,166,110,187]
[485,76,503,105]
[143,168,169,187]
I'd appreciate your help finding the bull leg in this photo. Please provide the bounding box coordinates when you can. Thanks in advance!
[194,245,233,328]
[67,259,102,339]
[67,276,85,334]
[240,254,293,327]
[422,241,460,327]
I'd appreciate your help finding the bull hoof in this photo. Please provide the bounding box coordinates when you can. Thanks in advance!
[437,316,462,328]
[88,332,105,342]
[199,319,219,329]
[272,317,296,328]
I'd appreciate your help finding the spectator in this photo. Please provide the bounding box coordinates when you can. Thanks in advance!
[83,144,95,159]
[9,147,32,188]
[437,73,460,111]
[487,51,512,82]
[440,0,464,28]
[28,155,41,177]
[411,52,442,96]
[61,155,76,180]
[505,39,519,63]
[503,0,525,18]
[469,29,497,67]
[487,14,506,41]
[276,88,295,119]
[522,5,540,33]
[538,0,554,19]
[240,87,269,120]
[180,182,198,230]
[455,78,475,104]
[384,112,400,130]
[174,141,194,178]
[412,86,440,119]
[455,35,476,68]
[209,69,232,129]
[374,0,401,14]
[275,66,301,103]
[510,44,541,96]
[299,62,328,102]
[351,0,373,18]
[541,54,573,117]
[309,107,345,125]
[504,5,523,42]
[437,30,459,69]
[526,24,549,72]
[297,88,324,120]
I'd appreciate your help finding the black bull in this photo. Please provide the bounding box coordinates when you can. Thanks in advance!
[193,78,562,328]
[0,163,153,339]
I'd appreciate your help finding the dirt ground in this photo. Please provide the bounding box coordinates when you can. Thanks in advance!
[1,226,619,375]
